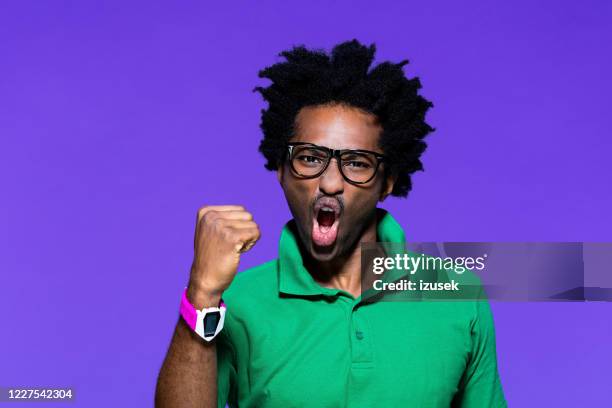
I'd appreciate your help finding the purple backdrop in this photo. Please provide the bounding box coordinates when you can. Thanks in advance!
[1,1,611,406]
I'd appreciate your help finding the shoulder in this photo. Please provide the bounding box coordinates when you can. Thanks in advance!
[221,258,279,306]
[217,259,279,346]
[415,265,492,325]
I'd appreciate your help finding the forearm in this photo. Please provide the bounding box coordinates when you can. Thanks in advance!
[157,204,258,407]
[155,291,222,408]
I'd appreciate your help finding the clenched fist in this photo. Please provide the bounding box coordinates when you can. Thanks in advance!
[187,205,260,307]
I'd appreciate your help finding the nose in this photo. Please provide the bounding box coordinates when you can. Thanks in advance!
[318,157,344,195]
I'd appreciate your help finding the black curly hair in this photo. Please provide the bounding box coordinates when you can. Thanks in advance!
[253,39,435,197]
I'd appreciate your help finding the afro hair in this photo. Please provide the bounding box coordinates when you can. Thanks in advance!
[253,39,435,197]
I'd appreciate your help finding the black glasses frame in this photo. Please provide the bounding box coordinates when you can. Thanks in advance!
[286,142,386,184]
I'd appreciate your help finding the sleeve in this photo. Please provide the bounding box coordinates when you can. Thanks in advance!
[452,292,508,408]
[216,327,238,408]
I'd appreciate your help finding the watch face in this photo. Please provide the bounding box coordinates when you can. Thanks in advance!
[203,311,221,337]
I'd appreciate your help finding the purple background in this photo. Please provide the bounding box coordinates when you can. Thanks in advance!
[1,1,611,406]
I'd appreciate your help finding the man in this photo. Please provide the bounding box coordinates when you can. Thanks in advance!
[156,39,507,407]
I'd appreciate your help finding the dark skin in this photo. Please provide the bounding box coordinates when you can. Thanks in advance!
[278,103,396,298]
[155,103,395,408]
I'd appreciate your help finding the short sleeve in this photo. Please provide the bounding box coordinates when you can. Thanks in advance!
[452,291,507,407]
[216,328,238,408]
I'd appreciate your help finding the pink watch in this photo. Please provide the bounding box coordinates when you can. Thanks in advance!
[180,288,226,342]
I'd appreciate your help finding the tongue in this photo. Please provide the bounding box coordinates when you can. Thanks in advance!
[312,211,338,247]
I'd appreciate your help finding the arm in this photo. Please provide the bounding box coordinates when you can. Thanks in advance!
[452,295,508,407]
[155,288,223,408]
[155,205,260,408]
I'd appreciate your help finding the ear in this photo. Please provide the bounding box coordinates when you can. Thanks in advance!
[379,172,397,202]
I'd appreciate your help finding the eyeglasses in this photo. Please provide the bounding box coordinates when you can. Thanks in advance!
[286,142,386,184]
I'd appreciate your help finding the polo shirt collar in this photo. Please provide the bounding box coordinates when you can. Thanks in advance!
[278,208,406,297]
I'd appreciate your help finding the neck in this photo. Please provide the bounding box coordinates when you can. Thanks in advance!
[304,211,379,298]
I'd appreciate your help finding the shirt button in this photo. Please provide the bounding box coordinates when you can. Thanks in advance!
[355,330,364,340]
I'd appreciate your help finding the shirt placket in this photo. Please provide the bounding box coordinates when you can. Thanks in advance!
[349,302,373,366]
[347,300,374,408]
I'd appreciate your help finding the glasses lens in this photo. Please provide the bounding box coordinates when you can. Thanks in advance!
[340,152,378,183]
[290,145,329,177]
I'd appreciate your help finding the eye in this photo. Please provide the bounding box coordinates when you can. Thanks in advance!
[297,154,323,164]
[344,160,372,169]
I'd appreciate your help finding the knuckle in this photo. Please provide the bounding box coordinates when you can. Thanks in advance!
[222,227,236,242]
[213,217,227,231]
[202,210,219,224]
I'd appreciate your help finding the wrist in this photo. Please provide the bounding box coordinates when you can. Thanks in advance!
[180,287,227,342]
[186,282,223,309]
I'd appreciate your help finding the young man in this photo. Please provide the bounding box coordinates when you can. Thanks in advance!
[155,39,507,408]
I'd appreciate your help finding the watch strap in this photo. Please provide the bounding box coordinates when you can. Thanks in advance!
[180,288,227,341]
[180,288,199,331]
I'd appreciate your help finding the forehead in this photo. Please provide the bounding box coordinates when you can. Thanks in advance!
[292,104,383,152]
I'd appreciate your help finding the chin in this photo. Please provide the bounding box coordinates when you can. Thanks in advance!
[309,243,340,262]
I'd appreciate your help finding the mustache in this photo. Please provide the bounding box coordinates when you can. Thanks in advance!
[312,194,345,212]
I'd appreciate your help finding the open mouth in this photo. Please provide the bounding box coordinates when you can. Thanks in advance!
[312,199,341,247]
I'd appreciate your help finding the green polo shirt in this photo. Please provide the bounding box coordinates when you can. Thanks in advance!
[215,210,507,407]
